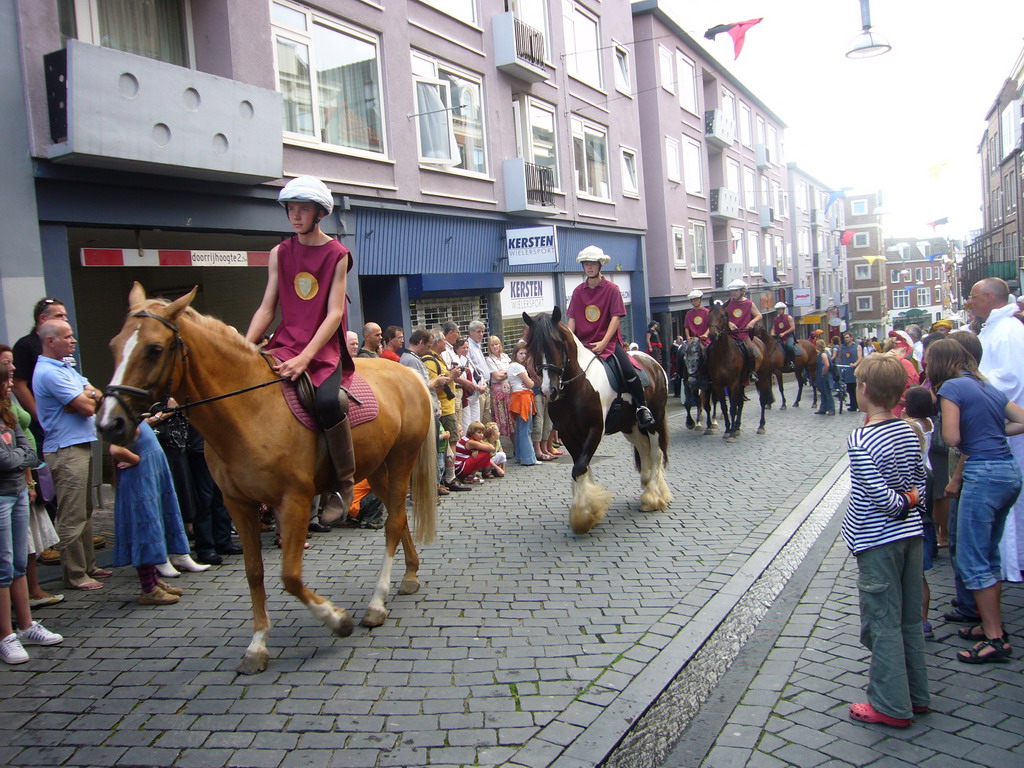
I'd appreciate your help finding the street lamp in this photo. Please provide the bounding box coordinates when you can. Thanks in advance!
[846,0,891,59]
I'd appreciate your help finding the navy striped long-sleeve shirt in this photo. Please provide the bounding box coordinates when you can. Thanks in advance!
[843,418,926,554]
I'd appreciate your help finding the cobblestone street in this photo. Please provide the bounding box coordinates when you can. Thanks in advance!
[0,382,928,767]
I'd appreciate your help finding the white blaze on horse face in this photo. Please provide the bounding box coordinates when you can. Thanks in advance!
[98,328,139,424]
[541,365,552,398]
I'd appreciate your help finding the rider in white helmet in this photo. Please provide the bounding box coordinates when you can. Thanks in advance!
[724,278,762,383]
[565,246,657,434]
[771,301,799,367]
[684,289,710,346]
[245,176,355,525]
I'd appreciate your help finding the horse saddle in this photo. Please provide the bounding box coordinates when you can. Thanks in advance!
[600,354,649,394]
[261,354,379,431]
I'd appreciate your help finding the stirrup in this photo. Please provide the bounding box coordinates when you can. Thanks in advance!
[636,406,656,434]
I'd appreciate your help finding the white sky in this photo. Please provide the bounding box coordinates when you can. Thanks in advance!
[647,0,1024,240]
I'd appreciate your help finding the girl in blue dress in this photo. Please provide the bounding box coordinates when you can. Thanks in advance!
[110,423,194,605]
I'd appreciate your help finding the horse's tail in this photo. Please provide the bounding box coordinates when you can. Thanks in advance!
[411,415,438,544]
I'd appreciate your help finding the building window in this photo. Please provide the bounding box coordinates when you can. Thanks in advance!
[522,98,558,189]
[914,267,923,283]
[851,198,868,216]
[738,102,752,147]
[420,0,476,24]
[274,4,385,156]
[902,269,911,282]
[60,0,190,66]
[683,138,703,195]
[412,53,485,172]
[857,296,872,312]
[620,146,639,197]
[721,88,736,126]
[613,44,631,94]
[916,287,930,306]
[511,0,549,58]
[890,268,899,283]
[934,286,942,303]
[571,116,610,199]
[892,289,910,309]
[731,227,744,265]
[1002,101,1020,158]
[774,235,785,274]
[563,3,601,89]
[672,226,686,268]
[855,264,871,280]
[726,159,741,204]
[665,137,681,182]
[798,228,809,257]
[925,266,933,280]
[853,232,869,248]
[689,221,709,275]
[747,230,760,274]
[676,51,698,114]
[767,125,779,165]
[744,167,757,212]
[659,45,675,93]
[755,115,765,146]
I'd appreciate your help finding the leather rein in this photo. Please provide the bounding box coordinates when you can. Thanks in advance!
[102,310,287,422]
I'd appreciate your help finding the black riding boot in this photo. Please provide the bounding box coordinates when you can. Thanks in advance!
[625,373,657,434]
[740,342,758,383]
[319,416,356,525]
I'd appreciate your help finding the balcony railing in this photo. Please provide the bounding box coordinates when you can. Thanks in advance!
[514,17,545,68]
[494,12,547,83]
[524,161,554,207]
[503,157,555,215]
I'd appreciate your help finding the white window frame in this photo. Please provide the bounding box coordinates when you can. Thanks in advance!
[851,198,868,216]
[516,96,559,192]
[419,0,476,26]
[672,225,687,269]
[273,3,388,159]
[659,45,675,93]
[934,286,942,303]
[721,88,736,125]
[857,296,873,312]
[915,267,923,283]
[767,125,779,166]
[925,266,933,280]
[689,221,709,275]
[890,268,899,283]
[613,43,631,95]
[411,53,487,174]
[683,138,703,196]
[726,158,741,200]
[798,228,809,257]
[744,167,757,212]
[620,146,639,198]
[892,289,910,310]
[738,102,752,147]
[676,51,698,115]
[747,230,760,275]
[665,137,681,183]
[775,235,786,274]
[730,227,744,266]
[855,264,871,280]
[853,232,869,248]
[65,0,195,66]
[916,287,930,306]
[563,2,602,90]
[571,115,611,200]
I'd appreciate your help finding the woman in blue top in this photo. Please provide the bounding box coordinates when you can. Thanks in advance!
[926,339,1024,663]
[837,332,862,411]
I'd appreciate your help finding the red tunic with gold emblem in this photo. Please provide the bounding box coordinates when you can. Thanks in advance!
[772,313,793,337]
[685,306,711,345]
[566,278,626,359]
[725,297,755,341]
[265,237,352,386]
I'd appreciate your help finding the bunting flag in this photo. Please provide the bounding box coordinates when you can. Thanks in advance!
[704,18,763,59]
[926,250,947,263]
[863,254,887,265]
[925,216,949,232]
[840,230,855,246]
[824,189,846,213]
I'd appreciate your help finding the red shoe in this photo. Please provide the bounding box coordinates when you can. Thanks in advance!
[912,705,930,714]
[849,702,912,728]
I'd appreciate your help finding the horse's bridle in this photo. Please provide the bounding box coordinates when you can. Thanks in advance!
[102,311,187,423]
[539,341,596,394]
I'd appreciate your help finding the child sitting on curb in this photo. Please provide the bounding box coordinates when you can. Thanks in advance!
[844,355,929,728]
[482,422,506,478]
[454,421,496,484]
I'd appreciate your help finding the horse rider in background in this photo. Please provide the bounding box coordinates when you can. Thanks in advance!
[771,301,799,368]
[684,290,711,348]
[724,279,763,384]
[565,246,657,435]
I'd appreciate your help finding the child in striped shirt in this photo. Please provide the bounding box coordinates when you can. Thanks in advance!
[844,355,929,729]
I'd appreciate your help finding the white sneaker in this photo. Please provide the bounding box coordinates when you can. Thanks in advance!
[16,621,64,646]
[169,554,210,573]
[0,633,29,664]
[156,561,181,578]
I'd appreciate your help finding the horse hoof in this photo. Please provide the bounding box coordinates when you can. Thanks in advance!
[361,606,388,628]
[398,578,420,595]
[237,650,270,676]
[780,404,787,411]
[332,614,354,637]
[757,428,766,435]
[703,428,714,436]
[726,436,737,443]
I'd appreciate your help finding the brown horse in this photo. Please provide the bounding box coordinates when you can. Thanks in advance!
[97,284,437,674]
[756,328,816,409]
[524,308,671,533]
[706,306,774,440]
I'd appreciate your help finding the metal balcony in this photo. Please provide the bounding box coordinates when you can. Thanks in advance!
[709,188,740,219]
[45,40,282,183]
[704,109,735,149]
[493,12,548,83]
[759,205,776,229]
[503,157,556,215]
[755,143,772,169]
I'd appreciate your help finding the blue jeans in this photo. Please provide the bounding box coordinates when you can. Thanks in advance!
[956,457,1022,590]
[856,536,929,719]
[515,414,536,465]
[0,489,30,588]
[947,496,978,617]
[816,377,835,413]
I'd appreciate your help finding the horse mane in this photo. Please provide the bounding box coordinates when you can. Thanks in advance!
[138,298,261,356]
[526,311,573,368]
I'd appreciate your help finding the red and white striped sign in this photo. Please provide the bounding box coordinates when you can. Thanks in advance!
[80,249,270,267]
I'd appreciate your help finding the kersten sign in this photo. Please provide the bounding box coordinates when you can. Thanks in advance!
[506,226,557,266]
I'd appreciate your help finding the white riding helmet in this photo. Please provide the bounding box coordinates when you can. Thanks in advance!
[687,289,704,300]
[278,176,334,215]
[577,245,611,265]
[774,301,787,310]
[726,279,748,290]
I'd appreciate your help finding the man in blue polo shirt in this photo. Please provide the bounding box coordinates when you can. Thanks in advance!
[33,320,106,591]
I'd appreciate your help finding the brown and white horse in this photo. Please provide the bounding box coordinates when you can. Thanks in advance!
[97,284,437,674]
[523,307,671,534]
[705,305,774,440]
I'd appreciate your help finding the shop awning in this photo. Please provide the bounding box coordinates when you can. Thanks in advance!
[799,314,824,324]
